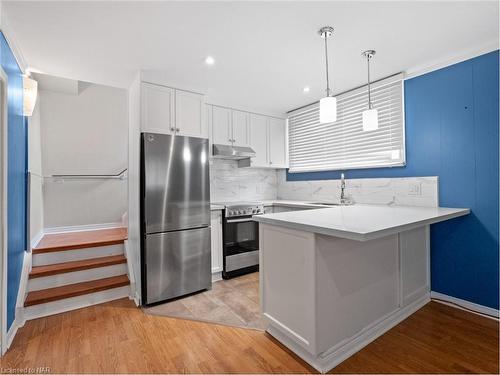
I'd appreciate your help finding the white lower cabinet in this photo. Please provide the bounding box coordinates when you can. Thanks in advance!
[210,210,223,273]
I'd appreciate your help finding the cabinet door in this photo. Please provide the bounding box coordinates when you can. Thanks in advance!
[231,110,250,147]
[141,83,174,134]
[210,210,223,273]
[249,113,269,167]
[212,106,232,146]
[268,118,288,168]
[175,90,207,138]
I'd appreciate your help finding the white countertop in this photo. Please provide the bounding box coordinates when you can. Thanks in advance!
[210,204,225,210]
[253,204,470,241]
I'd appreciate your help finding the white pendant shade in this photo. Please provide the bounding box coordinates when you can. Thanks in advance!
[319,96,337,123]
[362,108,378,131]
[23,76,38,117]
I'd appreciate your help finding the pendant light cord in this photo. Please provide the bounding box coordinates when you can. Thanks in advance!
[324,34,331,97]
[367,54,372,109]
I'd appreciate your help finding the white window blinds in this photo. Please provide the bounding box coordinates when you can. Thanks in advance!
[288,73,405,173]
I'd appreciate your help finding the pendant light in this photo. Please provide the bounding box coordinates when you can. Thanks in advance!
[361,50,378,131]
[318,26,336,123]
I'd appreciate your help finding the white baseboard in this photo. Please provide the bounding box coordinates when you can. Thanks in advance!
[267,294,430,373]
[5,317,23,352]
[431,291,499,319]
[30,230,43,250]
[4,251,32,354]
[132,290,141,306]
[43,222,124,234]
[212,272,222,282]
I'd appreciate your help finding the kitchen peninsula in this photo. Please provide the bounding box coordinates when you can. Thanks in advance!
[254,204,470,373]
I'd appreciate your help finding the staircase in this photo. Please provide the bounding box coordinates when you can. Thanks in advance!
[24,227,131,319]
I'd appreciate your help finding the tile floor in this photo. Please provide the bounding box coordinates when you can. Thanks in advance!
[143,272,267,330]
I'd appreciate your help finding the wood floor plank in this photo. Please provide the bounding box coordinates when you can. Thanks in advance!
[24,275,130,306]
[2,299,497,373]
[33,227,128,253]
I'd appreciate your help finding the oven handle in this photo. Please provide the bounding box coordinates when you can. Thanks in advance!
[225,217,257,224]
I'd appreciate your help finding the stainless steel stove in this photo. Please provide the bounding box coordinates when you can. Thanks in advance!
[225,202,264,218]
[219,202,264,279]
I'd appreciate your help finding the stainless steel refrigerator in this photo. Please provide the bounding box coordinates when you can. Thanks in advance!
[141,132,211,305]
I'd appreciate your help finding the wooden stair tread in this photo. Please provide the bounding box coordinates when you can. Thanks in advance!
[33,228,128,253]
[29,255,127,279]
[24,275,130,307]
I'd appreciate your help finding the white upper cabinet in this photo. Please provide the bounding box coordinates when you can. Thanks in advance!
[231,110,250,147]
[268,118,288,168]
[141,83,174,134]
[141,82,207,138]
[175,90,207,138]
[211,106,232,145]
[208,104,288,168]
[248,113,269,167]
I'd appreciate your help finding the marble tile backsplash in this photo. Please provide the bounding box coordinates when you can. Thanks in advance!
[210,160,439,207]
[276,170,439,207]
[210,159,278,202]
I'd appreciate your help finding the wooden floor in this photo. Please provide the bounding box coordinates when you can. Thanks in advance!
[1,299,498,374]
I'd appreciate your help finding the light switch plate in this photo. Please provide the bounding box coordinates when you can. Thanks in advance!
[408,182,422,196]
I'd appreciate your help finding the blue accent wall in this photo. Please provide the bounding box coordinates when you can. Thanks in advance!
[0,32,27,329]
[287,50,499,309]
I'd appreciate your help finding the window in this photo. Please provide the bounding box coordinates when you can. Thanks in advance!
[288,73,405,173]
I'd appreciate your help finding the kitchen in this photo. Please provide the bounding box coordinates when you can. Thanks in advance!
[0,1,498,374]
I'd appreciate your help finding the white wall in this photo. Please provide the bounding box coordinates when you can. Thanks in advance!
[127,72,141,302]
[39,82,128,228]
[28,96,43,245]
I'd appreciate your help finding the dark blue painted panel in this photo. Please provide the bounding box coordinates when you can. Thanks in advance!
[287,50,499,309]
[0,33,27,329]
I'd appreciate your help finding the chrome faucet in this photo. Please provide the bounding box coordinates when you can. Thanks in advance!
[339,173,352,205]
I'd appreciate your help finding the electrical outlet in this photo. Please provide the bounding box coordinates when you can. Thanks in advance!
[408,182,422,196]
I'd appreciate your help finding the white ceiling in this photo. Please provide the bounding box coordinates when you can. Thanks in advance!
[4,1,499,116]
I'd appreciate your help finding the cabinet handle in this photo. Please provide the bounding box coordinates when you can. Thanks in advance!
[176,128,180,132]
[269,161,273,165]
[170,127,175,132]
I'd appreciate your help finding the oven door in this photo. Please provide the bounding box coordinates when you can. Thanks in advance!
[224,216,259,255]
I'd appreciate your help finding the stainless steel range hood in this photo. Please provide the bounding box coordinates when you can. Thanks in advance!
[212,144,256,160]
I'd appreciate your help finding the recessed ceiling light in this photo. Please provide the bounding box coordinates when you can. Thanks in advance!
[205,56,215,66]
[303,86,310,93]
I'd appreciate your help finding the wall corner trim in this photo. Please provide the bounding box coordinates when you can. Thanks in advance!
[0,17,27,73]
[4,250,30,354]
[431,291,499,320]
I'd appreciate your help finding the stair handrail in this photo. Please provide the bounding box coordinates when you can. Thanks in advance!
[47,168,128,180]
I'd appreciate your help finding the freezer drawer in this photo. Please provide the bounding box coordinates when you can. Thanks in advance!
[144,226,211,304]
[142,133,210,234]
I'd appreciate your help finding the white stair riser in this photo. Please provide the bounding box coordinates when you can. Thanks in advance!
[23,285,131,321]
[28,264,128,291]
[33,244,124,266]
